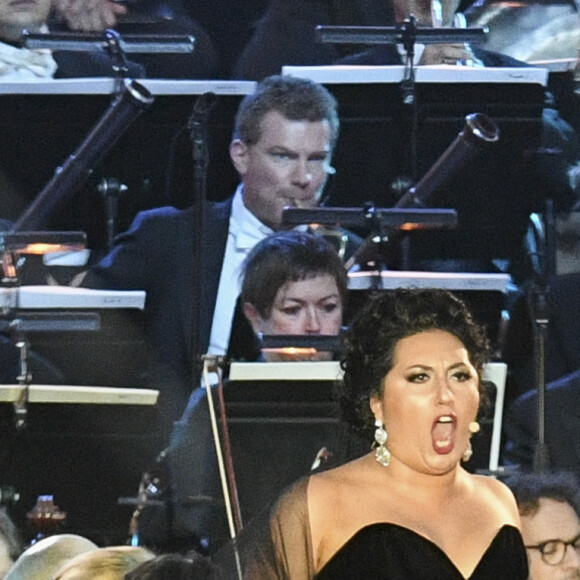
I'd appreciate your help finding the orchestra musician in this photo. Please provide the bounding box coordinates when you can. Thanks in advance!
[82,74,358,425]
[232,0,528,81]
[231,3,580,280]
[154,230,348,551]
[239,229,347,361]
[506,471,580,580]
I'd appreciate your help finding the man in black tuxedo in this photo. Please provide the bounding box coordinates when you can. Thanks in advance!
[83,74,353,424]
[83,75,356,550]
[232,0,525,80]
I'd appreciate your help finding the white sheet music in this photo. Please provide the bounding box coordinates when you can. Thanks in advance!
[0,384,158,405]
[282,64,549,86]
[0,285,146,309]
[0,78,257,95]
[347,271,511,292]
[229,361,344,382]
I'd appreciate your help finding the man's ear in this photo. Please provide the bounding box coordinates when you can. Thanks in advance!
[230,139,249,175]
[243,302,264,334]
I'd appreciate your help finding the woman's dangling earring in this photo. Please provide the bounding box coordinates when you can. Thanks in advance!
[462,441,473,462]
[373,419,391,467]
[462,420,480,462]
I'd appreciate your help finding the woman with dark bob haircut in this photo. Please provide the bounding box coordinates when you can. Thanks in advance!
[216,288,528,579]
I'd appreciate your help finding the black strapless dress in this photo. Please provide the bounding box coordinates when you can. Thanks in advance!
[316,524,529,579]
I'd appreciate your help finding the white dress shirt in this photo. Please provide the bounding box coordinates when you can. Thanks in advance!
[208,186,273,355]
[0,33,57,79]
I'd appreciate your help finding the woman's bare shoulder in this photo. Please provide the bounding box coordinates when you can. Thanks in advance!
[307,455,379,531]
[471,473,515,500]
[307,456,377,568]
[469,473,521,525]
[309,456,372,497]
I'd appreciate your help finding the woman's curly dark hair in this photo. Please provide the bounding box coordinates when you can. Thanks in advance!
[339,288,490,442]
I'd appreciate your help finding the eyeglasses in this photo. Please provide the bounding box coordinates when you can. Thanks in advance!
[525,533,580,565]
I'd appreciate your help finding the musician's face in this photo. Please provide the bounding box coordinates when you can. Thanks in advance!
[230,111,333,231]
[0,0,52,41]
[244,274,343,361]
[521,498,580,580]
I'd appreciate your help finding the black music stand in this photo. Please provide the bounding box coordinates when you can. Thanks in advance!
[1,231,99,429]
[23,30,195,54]
[315,20,488,57]
[221,360,356,532]
[23,30,194,85]
[283,205,457,272]
[315,19,488,178]
[188,93,218,385]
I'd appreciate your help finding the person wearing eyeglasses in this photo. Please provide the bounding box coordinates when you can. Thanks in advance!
[506,471,580,580]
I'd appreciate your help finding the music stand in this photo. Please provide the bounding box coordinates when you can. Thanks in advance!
[23,31,195,54]
[283,205,457,272]
[526,203,557,473]
[23,30,194,86]
[315,18,489,178]
[315,21,488,49]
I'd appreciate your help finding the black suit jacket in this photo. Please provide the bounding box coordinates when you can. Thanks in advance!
[53,51,146,79]
[233,0,394,80]
[84,198,232,420]
[85,194,362,421]
[503,370,580,480]
[232,0,527,80]
[544,274,580,382]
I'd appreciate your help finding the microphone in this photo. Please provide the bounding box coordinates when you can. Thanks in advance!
[189,92,217,164]
[189,91,217,126]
